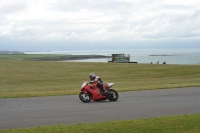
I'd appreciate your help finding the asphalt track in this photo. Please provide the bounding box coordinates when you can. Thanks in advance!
[1,87,200,130]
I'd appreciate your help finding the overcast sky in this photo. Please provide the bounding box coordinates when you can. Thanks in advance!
[0,0,200,51]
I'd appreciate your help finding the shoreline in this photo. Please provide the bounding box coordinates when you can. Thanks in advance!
[0,54,109,61]
[28,55,109,61]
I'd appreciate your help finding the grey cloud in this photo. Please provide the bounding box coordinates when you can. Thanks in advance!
[48,0,133,12]
[193,10,200,18]
[164,4,194,10]
[0,1,28,14]
[0,0,200,51]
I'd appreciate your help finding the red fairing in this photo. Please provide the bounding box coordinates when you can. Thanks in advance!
[80,84,106,101]
[80,87,86,93]
[104,83,109,89]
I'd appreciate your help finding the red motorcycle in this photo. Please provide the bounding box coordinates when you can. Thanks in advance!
[79,81,119,103]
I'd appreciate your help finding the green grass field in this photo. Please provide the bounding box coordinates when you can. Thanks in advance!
[0,60,200,98]
[1,113,200,133]
[1,58,200,132]
[0,54,107,61]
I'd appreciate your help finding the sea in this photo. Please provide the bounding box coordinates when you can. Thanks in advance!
[25,49,200,65]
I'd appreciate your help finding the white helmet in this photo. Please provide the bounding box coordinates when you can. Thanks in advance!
[89,73,96,81]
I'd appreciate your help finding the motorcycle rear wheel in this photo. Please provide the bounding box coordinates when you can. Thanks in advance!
[79,92,92,103]
[107,89,119,101]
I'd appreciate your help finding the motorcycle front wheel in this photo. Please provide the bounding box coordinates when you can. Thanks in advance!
[79,92,92,103]
[107,89,119,101]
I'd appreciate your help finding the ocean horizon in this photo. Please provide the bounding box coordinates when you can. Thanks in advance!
[25,48,200,65]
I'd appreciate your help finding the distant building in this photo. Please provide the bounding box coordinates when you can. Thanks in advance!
[108,54,130,63]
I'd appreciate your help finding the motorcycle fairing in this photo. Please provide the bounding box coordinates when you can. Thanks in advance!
[81,84,106,101]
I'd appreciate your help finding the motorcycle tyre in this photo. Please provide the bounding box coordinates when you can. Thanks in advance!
[107,89,119,101]
[79,92,92,103]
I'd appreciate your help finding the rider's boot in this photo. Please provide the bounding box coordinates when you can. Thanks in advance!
[100,88,106,95]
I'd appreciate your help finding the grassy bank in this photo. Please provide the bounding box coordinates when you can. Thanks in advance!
[1,113,200,133]
[0,60,200,98]
[0,54,107,61]
[0,54,61,60]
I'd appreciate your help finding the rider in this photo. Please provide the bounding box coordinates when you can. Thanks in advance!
[89,73,105,95]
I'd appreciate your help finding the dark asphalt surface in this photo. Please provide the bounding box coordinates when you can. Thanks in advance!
[1,87,200,130]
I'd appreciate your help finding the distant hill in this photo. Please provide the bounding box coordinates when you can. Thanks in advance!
[0,51,24,54]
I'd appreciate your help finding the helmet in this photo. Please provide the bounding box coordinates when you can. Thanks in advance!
[89,73,96,81]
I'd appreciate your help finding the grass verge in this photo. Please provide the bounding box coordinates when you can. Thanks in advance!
[0,54,107,61]
[1,113,200,133]
[0,60,200,98]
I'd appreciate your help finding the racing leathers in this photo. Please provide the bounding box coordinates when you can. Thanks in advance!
[90,76,105,93]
